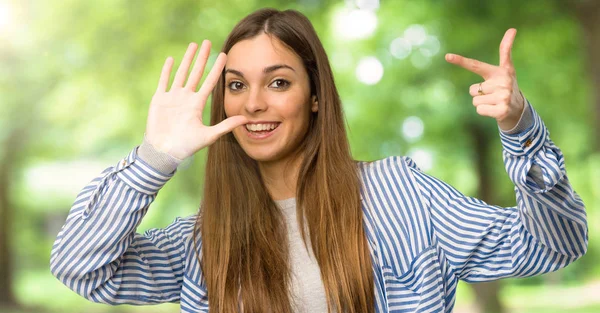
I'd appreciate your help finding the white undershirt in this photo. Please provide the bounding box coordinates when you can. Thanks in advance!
[275,198,329,313]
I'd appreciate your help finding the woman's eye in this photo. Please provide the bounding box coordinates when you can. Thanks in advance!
[269,79,290,89]
[228,81,245,91]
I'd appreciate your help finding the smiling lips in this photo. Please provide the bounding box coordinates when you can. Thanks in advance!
[245,122,280,132]
[243,122,281,139]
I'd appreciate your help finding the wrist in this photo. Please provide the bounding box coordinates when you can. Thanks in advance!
[137,133,183,175]
[498,90,526,131]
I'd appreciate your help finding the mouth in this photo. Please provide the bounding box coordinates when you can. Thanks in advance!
[243,122,281,139]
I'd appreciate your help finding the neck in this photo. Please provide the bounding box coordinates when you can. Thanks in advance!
[258,153,303,201]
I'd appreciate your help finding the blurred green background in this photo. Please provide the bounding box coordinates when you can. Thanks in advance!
[1,0,598,312]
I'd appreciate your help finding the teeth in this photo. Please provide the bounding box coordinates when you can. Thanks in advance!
[246,123,279,132]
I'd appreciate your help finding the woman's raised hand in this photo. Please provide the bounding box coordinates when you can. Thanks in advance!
[445,28,525,131]
[144,40,248,160]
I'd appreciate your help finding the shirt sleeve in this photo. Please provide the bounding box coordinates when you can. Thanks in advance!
[50,145,196,304]
[408,100,588,282]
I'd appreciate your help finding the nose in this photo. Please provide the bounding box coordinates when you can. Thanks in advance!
[244,88,268,114]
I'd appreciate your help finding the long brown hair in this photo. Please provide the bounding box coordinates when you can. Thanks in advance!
[196,8,374,313]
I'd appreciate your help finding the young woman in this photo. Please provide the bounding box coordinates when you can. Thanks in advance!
[50,8,588,313]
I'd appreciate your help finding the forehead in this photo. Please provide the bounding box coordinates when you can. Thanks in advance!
[226,33,304,72]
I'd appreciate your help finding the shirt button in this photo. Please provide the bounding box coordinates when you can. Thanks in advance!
[122,159,127,166]
[524,139,532,148]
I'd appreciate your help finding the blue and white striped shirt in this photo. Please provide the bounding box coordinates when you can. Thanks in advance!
[50,103,587,312]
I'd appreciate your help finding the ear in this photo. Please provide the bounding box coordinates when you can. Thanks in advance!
[311,95,318,112]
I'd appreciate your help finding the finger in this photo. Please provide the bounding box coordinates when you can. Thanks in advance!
[469,82,496,97]
[157,57,174,92]
[499,28,517,69]
[445,53,496,79]
[198,52,227,98]
[474,104,499,118]
[472,94,498,106]
[208,115,248,142]
[186,40,212,91]
[173,42,199,87]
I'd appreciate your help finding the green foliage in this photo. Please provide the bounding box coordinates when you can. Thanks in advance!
[1,0,597,311]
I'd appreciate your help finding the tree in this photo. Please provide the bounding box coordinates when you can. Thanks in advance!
[568,0,600,151]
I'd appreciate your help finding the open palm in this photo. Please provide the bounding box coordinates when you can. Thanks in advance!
[145,40,248,160]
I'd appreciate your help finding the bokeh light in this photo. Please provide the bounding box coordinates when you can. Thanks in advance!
[390,37,412,59]
[355,56,384,85]
[419,35,440,57]
[410,51,432,69]
[355,0,380,11]
[25,162,107,199]
[401,116,424,142]
[408,148,434,171]
[389,25,439,67]
[0,2,11,30]
[403,24,427,46]
[333,8,378,40]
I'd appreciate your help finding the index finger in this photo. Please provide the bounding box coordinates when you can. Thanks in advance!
[445,53,496,79]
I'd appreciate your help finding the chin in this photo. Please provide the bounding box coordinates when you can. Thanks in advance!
[243,148,281,163]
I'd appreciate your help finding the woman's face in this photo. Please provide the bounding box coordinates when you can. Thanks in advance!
[224,33,318,164]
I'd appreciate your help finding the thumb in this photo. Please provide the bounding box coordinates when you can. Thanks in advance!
[209,115,248,139]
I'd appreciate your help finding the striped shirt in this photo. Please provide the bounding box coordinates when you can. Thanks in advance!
[50,103,588,312]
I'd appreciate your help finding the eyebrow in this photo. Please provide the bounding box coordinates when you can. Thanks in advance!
[224,64,296,78]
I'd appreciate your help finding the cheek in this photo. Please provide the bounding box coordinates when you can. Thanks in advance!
[270,92,311,119]
[223,93,240,117]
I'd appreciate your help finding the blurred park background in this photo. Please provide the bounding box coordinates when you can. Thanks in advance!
[1,0,599,312]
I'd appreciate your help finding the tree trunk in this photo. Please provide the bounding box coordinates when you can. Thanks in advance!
[571,0,600,151]
[0,128,23,307]
[468,122,505,313]
[0,169,16,307]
